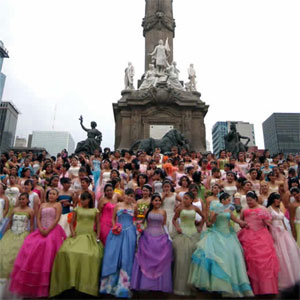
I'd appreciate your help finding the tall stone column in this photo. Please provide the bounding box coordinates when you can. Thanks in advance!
[142,0,175,71]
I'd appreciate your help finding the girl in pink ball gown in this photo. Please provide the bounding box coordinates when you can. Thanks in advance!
[98,183,117,245]
[9,188,66,298]
[238,191,279,296]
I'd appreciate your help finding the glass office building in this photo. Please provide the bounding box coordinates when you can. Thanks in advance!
[212,121,256,155]
[263,113,300,155]
[0,102,19,152]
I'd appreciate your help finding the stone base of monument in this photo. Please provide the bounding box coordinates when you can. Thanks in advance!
[113,83,209,152]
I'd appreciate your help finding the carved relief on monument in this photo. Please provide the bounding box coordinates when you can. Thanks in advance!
[142,12,175,36]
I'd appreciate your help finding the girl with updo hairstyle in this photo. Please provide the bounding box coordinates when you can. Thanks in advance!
[237,190,279,296]
[50,191,103,297]
[161,180,176,236]
[131,193,173,293]
[189,190,253,297]
[172,191,205,296]
[267,192,300,290]
[98,183,118,245]
[0,192,34,298]
[176,175,191,203]
[136,184,152,226]
[10,188,66,298]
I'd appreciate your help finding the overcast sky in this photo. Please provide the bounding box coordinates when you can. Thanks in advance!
[1,0,299,152]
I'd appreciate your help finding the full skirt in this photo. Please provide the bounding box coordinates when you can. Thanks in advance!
[189,228,253,297]
[238,227,279,295]
[9,225,66,298]
[131,231,173,293]
[172,232,200,296]
[270,226,300,290]
[50,232,103,297]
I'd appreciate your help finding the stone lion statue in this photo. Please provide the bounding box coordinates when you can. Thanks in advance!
[130,129,189,154]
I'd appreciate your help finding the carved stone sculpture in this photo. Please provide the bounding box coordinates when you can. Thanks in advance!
[224,123,250,157]
[124,62,135,90]
[148,39,170,74]
[139,64,158,90]
[75,116,102,154]
[130,129,189,154]
[186,63,197,91]
[166,61,184,90]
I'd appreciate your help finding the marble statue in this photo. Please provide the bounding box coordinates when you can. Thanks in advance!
[130,129,189,154]
[166,61,184,90]
[75,115,102,154]
[186,63,197,91]
[139,64,158,90]
[224,123,250,157]
[148,39,170,74]
[124,62,135,90]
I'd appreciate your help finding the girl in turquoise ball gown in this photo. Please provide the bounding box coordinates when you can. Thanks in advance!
[188,192,254,297]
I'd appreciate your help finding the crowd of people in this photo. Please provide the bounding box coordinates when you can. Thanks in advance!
[0,146,299,299]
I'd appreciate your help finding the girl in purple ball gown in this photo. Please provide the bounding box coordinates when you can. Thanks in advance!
[131,193,173,293]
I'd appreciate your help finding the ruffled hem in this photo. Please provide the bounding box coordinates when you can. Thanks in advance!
[189,250,254,298]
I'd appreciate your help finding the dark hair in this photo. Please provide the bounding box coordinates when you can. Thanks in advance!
[219,192,230,202]
[21,167,31,178]
[226,171,237,180]
[267,171,275,181]
[237,177,247,185]
[131,158,140,171]
[125,188,135,196]
[211,167,220,174]
[19,192,30,206]
[189,183,199,192]
[24,179,34,190]
[60,177,71,185]
[153,168,166,179]
[162,180,174,192]
[224,163,234,170]
[142,184,152,193]
[104,183,113,192]
[80,191,93,208]
[246,191,258,200]
[49,175,59,186]
[80,176,91,185]
[145,193,162,220]
[110,169,120,177]
[290,187,300,194]
[184,191,195,201]
[267,192,281,207]
[46,188,59,202]
[288,177,300,190]
[62,161,70,170]
[137,173,148,187]
[192,171,202,184]
[178,175,191,187]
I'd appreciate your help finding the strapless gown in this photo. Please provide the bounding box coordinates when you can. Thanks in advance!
[131,212,173,293]
[99,202,116,245]
[100,209,136,298]
[238,208,279,295]
[189,203,253,297]
[9,207,66,298]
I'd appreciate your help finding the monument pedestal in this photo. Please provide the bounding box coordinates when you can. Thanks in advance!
[113,83,209,152]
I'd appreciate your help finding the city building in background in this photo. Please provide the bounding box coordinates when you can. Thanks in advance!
[206,140,211,152]
[0,40,9,103]
[31,131,75,156]
[0,102,19,152]
[14,136,27,147]
[263,113,300,155]
[212,121,256,155]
